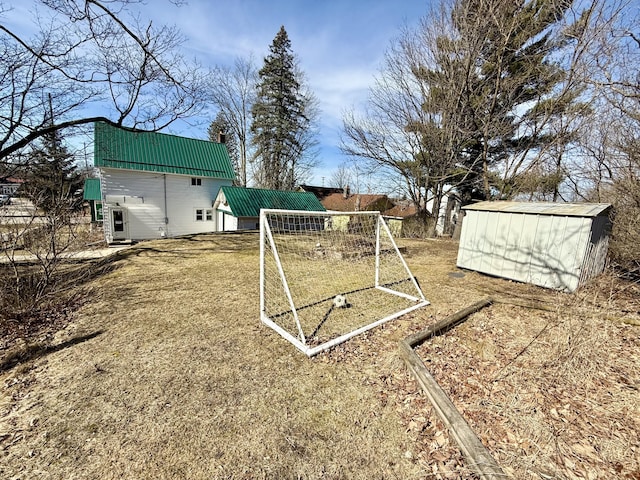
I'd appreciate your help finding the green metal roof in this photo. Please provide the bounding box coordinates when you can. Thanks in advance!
[220,186,325,218]
[83,178,102,201]
[94,121,235,179]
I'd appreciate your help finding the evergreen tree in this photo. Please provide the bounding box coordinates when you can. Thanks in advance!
[418,0,579,200]
[25,130,83,216]
[208,112,240,185]
[250,26,312,190]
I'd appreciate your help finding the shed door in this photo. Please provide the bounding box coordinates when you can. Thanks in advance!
[111,208,128,241]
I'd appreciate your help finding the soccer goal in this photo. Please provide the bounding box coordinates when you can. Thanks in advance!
[260,209,429,357]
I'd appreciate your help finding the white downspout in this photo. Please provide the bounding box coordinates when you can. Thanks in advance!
[163,174,169,237]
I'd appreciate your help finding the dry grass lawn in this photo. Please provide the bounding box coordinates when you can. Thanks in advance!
[1,233,638,479]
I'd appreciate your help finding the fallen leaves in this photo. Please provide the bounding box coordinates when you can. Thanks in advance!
[413,301,640,479]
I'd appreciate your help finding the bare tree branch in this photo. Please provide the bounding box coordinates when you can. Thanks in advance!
[0,0,207,163]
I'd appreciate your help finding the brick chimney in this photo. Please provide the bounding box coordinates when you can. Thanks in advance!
[343,184,350,199]
[217,131,226,144]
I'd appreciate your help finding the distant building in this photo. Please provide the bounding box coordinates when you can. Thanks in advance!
[0,177,22,196]
[297,184,344,201]
[428,188,461,236]
[320,191,394,213]
[382,201,418,219]
[302,183,462,237]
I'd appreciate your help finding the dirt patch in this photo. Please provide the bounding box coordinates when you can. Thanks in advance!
[0,234,638,479]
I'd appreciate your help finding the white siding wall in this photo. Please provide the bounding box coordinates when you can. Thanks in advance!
[216,210,238,231]
[425,188,460,236]
[457,211,594,292]
[101,168,231,242]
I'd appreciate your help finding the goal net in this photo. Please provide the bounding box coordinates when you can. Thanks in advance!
[260,209,429,356]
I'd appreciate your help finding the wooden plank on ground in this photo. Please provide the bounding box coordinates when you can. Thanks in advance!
[400,297,507,480]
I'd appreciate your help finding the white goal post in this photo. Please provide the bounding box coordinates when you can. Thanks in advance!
[260,209,429,357]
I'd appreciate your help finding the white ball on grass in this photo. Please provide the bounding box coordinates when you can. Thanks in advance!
[333,294,347,308]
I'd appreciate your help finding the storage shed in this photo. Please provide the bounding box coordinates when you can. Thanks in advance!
[456,201,612,292]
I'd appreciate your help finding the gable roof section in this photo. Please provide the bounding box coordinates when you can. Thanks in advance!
[383,203,417,218]
[94,122,235,179]
[220,186,325,218]
[83,178,102,201]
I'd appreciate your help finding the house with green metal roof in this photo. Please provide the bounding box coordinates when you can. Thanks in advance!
[94,122,235,242]
[82,178,103,223]
[214,186,325,231]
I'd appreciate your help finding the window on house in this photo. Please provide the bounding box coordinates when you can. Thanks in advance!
[191,177,202,186]
[195,208,214,221]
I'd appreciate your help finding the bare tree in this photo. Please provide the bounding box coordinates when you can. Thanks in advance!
[329,162,353,190]
[208,56,257,186]
[0,0,208,163]
[341,20,450,234]
[0,0,206,330]
[343,0,619,239]
[570,0,640,271]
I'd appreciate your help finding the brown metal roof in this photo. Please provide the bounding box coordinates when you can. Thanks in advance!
[383,203,417,218]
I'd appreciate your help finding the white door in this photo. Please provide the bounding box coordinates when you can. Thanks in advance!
[111,208,128,241]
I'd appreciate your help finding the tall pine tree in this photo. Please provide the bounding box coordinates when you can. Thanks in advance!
[250,26,311,190]
[25,129,83,216]
[418,0,579,200]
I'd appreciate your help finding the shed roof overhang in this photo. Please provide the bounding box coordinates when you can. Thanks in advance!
[462,201,611,217]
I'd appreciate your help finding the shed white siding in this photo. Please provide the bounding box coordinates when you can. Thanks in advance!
[457,202,611,292]
[101,168,231,242]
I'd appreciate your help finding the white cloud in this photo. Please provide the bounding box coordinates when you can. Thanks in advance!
[4,0,429,182]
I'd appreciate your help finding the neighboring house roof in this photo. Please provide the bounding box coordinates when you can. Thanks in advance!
[219,186,325,218]
[93,121,235,179]
[83,178,102,201]
[321,192,393,212]
[463,201,612,218]
[383,203,417,218]
[298,184,344,200]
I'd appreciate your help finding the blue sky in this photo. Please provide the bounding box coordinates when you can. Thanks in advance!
[3,0,432,186]
[147,0,431,186]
